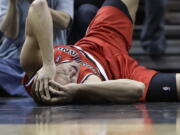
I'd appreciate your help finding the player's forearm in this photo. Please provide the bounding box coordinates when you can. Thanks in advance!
[76,79,144,104]
[0,0,19,39]
[50,9,71,29]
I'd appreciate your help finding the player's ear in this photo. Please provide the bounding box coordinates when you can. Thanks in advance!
[69,61,80,81]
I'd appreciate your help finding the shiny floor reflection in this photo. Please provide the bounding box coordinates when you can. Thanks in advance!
[0,97,179,135]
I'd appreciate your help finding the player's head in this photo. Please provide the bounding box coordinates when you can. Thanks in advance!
[54,61,80,85]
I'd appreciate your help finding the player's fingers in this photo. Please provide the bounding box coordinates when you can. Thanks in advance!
[39,80,44,98]
[34,77,41,99]
[51,97,69,104]
[41,95,51,104]
[44,79,50,99]
[49,86,66,96]
[41,95,68,105]
[49,80,64,91]
[44,79,49,91]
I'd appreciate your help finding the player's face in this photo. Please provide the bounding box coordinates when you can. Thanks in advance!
[54,62,80,85]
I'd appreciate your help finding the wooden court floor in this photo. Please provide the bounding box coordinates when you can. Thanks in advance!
[0,97,179,135]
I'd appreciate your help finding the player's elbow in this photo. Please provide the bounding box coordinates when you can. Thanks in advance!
[113,81,145,104]
[53,12,71,29]
[122,82,144,104]
[133,82,145,99]
[61,14,71,29]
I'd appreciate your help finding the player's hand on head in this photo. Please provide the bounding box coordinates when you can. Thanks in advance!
[39,80,79,105]
[34,64,56,101]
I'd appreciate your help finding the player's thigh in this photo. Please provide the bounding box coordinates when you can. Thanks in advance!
[20,36,42,78]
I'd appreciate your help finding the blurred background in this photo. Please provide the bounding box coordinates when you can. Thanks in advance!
[131,0,180,72]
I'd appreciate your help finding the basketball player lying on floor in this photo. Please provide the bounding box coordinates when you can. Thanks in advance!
[20,0,180,105]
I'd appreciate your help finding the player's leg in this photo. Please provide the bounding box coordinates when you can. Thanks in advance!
[20,0,53,78]
[176,74,180,100]
[77,0,137,51]
[121,0,139,22]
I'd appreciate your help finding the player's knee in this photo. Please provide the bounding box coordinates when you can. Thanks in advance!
[121,0,139,22]
[30,0,47,13]
[77,4,98,25]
